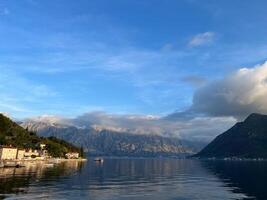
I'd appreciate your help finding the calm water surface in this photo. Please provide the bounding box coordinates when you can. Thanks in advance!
[0,158,266,200]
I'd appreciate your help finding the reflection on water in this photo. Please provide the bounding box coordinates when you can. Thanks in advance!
[0,158,265,199]
[0,161,84,199]
[82,159,247,200]
[202,160,267,200]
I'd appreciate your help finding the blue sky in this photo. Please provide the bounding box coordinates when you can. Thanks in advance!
[1,0,267,119]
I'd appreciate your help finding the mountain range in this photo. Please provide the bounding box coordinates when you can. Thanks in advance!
[20,118,206,157]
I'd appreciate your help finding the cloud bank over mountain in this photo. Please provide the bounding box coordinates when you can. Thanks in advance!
[77,112,238,141]
[82,61,267,140]
[23,61,267,142]
[24,112,236,142]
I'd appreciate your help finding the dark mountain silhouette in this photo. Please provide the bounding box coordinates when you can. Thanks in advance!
[195,113,267,158]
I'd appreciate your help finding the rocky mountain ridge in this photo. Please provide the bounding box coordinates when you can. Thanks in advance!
[21,120,205,157]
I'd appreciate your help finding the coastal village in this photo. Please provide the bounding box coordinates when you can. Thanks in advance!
[0,143,80,168]
[0,113,85,168]
[0,144,48,160]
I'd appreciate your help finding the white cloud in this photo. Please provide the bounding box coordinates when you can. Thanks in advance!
[188,32,215,47]
[163,60,267,140]
[25,114,71,126]
[190,61,267,118]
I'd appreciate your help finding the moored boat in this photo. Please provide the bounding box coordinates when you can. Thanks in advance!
[4,161,25,168]
[4,161,17,167]
[94,158,104,163]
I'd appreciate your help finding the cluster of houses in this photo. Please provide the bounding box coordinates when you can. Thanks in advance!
[0,144,48,160]
[65,152,80,159]
[0,144,79,160]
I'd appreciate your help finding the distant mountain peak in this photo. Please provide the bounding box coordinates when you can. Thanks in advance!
[244,113,267,123]
[195,113,267,158]
[23,115,72,128]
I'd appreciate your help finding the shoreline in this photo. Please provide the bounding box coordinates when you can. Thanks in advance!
[0,158,87,163]
[192,157,267,162]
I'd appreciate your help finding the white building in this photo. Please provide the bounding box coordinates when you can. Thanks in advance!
[0,146,18,160]
[24,149,39,158]
[16,149,25,160]
[0,144,49,160]
[65,152,79,159]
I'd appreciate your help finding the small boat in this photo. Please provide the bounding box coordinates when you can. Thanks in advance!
[17,163,26,168]
[94,158,104,163]
[4,161,17,167]
[4,161,25,168]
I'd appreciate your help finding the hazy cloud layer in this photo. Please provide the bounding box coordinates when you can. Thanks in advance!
[26,111,236,142]
[78,112,236,141]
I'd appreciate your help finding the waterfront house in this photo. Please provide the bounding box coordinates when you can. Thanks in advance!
[24,149,40,158]
[65,152,79,159]
[16,149,25,160]
[0,146,18,160]
[0,144,50,160]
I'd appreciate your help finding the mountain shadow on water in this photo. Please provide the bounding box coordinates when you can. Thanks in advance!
[201,160,267,200]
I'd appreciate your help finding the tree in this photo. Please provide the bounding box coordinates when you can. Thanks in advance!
[80,146,85,158]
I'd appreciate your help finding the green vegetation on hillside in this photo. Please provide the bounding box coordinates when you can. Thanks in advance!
[0,114,84,158]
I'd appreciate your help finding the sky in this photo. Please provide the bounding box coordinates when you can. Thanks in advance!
[1,0,267,140]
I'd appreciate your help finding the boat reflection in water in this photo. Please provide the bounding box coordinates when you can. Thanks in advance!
[0,160,85,199]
